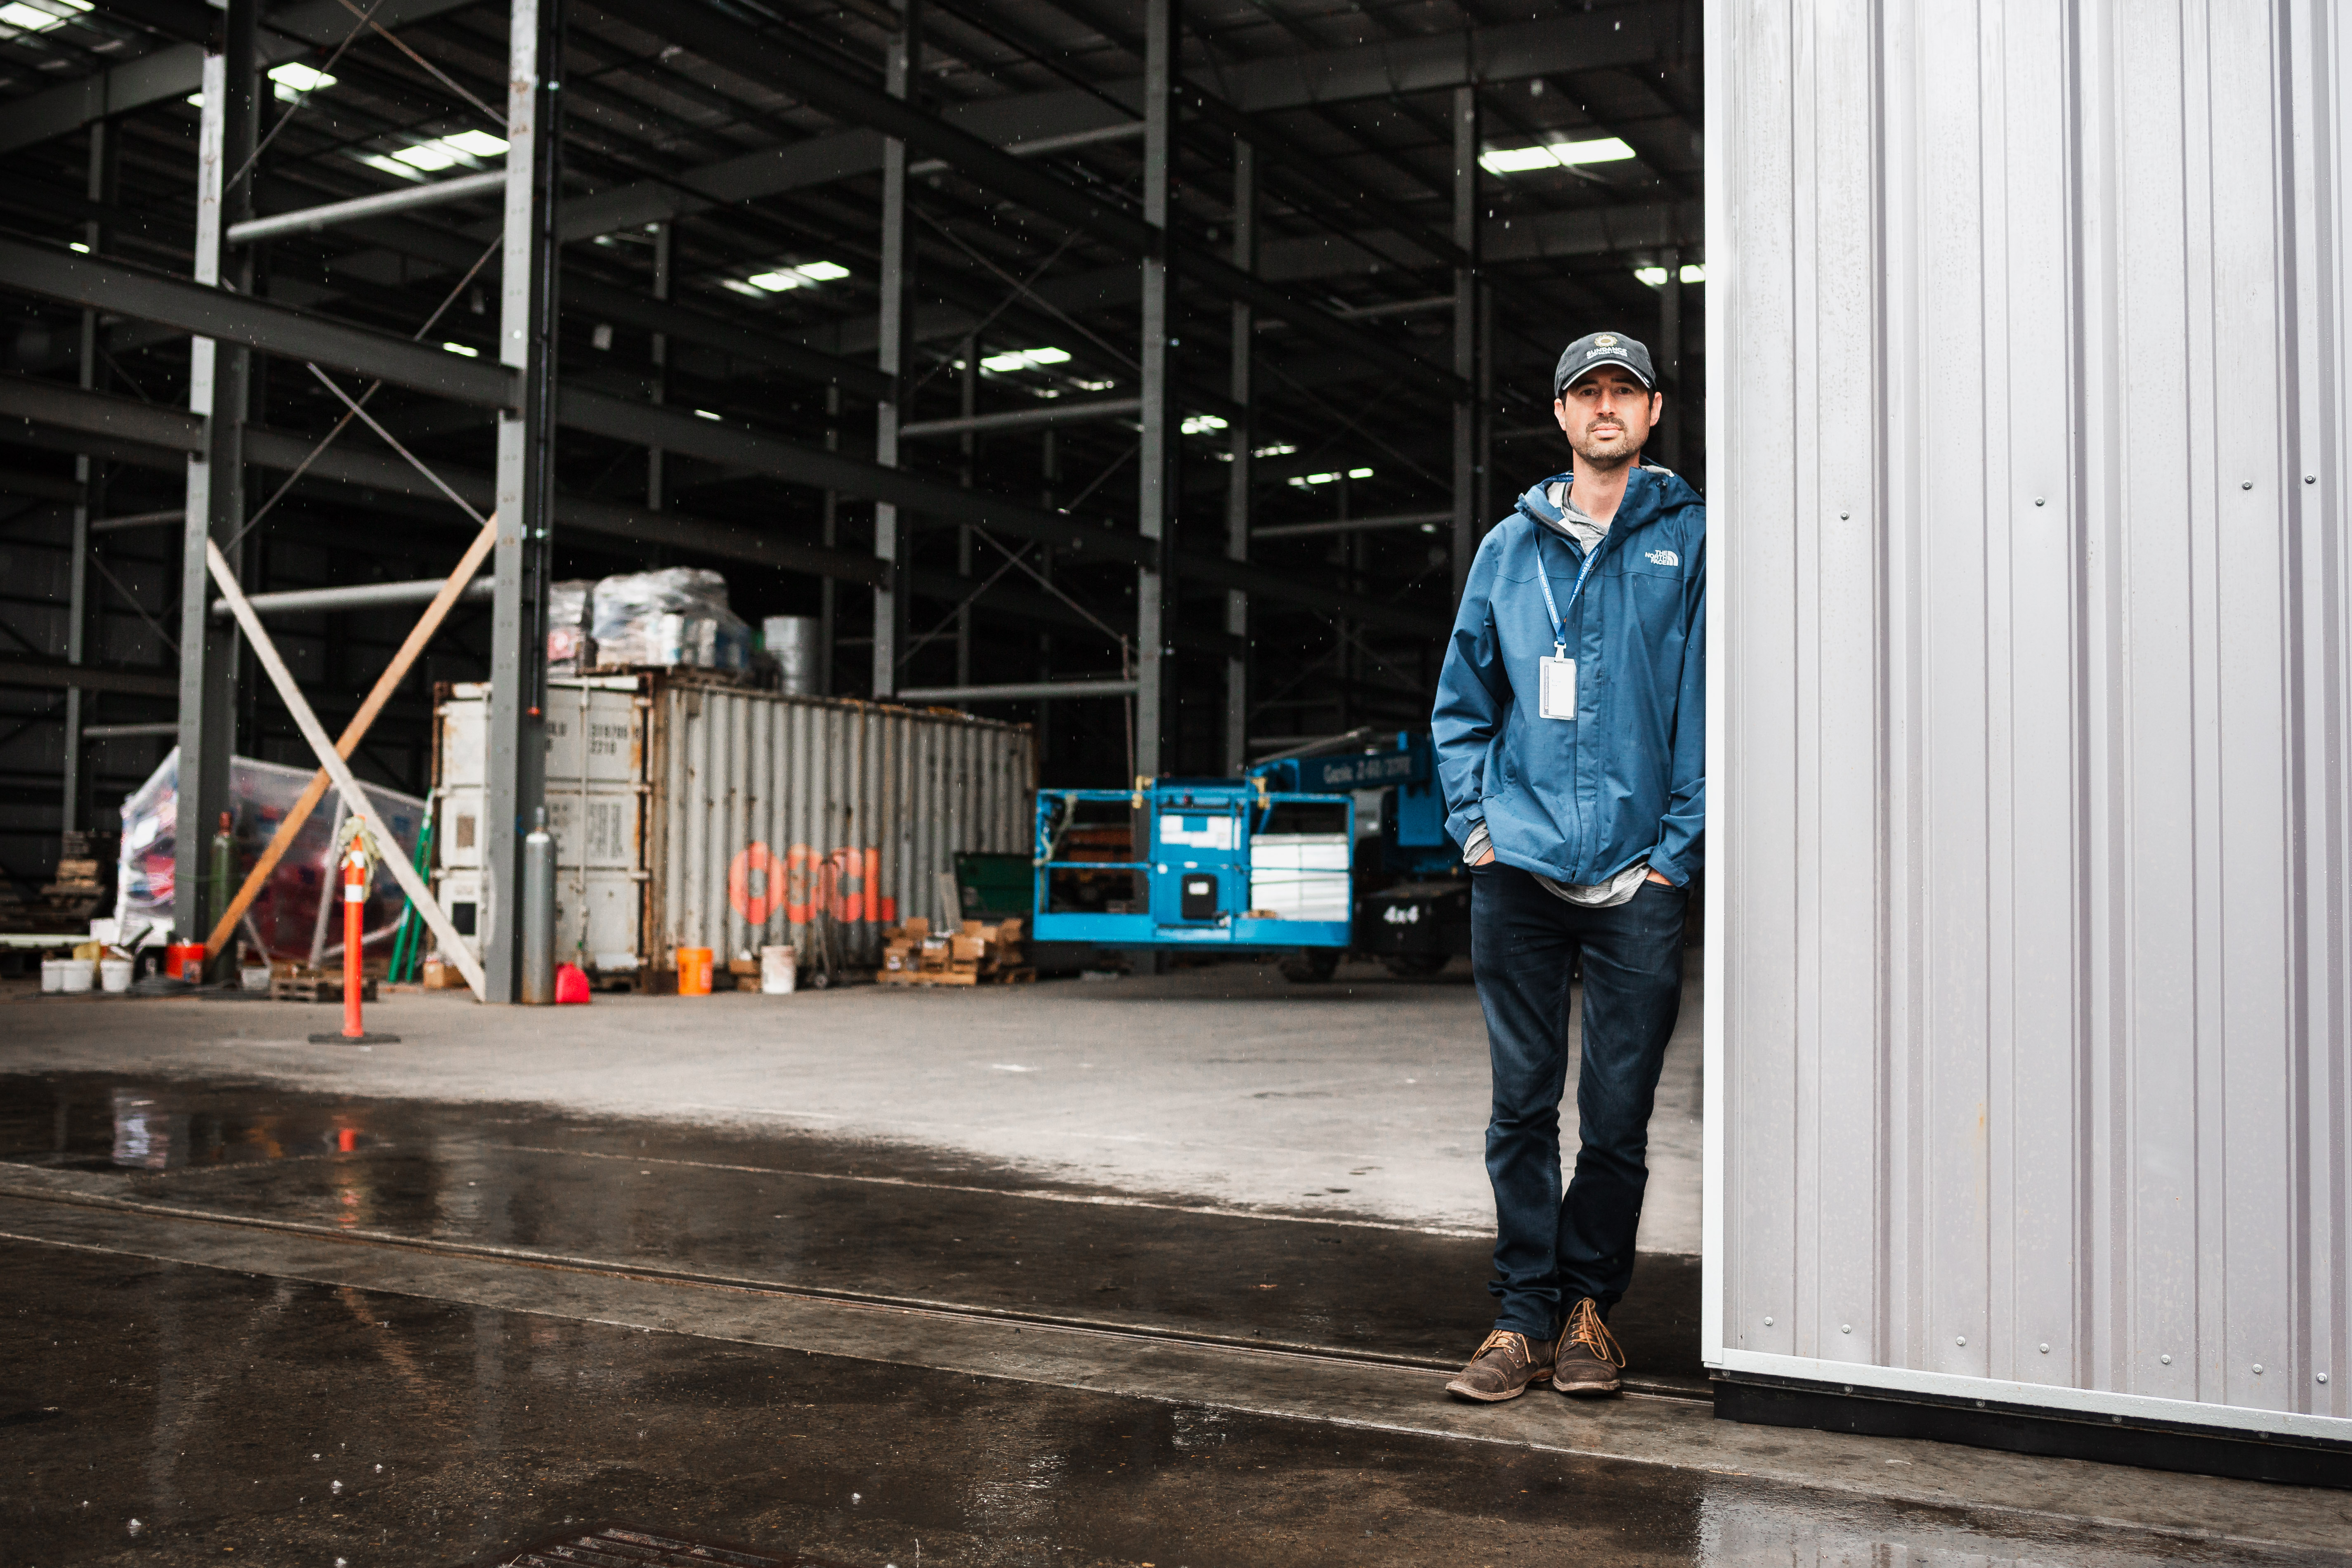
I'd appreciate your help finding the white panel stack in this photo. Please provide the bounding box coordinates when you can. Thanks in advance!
[1248,834,1350,922]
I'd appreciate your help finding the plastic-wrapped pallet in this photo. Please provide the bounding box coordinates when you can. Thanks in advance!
[116,748,427,956]
[590,567,752,671]
[546,579,595,673]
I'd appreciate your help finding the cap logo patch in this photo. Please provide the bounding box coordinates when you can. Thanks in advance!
[1595,334,1618,347]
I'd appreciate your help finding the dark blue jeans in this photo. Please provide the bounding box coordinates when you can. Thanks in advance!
[1470,860,1686,1338]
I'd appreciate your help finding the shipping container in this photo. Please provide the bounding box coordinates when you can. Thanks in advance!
[433,676,1034,980]
[1704,0,2350,1459]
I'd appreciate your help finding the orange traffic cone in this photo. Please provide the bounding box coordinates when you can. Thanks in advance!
[309,830,400,1046]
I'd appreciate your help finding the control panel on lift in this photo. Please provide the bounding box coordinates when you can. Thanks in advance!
[1030,778,1355,952]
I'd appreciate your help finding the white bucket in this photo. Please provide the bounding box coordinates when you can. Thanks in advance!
[759,944,797,995]
[39,958,66,993]
[100,958,133,993]
[57,959,94,994]
[241,963,272,992]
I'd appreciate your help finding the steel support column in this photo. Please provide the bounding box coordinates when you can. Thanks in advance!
[820,384,839,694]
[1221,139,1254,777]
[1450,83,1481,601]
[647,220,668,510]
[1134,0,1175,778]
[484,0,564,1002]
[1655,246,1682,473]
[871,0,918,699]
[62,120,108,834]
[956,331,976,687]
[175,4,257,956]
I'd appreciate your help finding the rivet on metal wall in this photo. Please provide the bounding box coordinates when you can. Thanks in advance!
[2033,496,2045,506]
[2307,475,2319,484]
[1762,1316,1773,1326]
[1840,1323,1851,1334]
[1839,511,1850,520]
[2241,480,2254,489]
[2320,1373,2330,1384]
[1955,1336,1966,1347]
[2253,1364,2263,1374]
[2160,1353,2171,1364]
[2038,1343,2050,1354]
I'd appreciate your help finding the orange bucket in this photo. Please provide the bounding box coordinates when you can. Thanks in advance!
[165,942,207,980]
[675,947,715,996]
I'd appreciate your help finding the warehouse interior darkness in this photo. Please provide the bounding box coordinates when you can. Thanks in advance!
[0,0,1703,895]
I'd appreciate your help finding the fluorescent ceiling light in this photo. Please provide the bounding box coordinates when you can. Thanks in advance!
[1634,262,1707,288]
[1181,414,1227,435]
[743,260,850,293]
[694,409,722,420]
[441,341,478,358]
[0,0,90,36]
[1287,466,1374,489]
[719,279,767,298]
[67,241,87,253]
[392,142,459,171]
[443,130,508,158]
[1478,135,1637,175]
[269,62,336,100]
[1478,145,1560,174]
[1073,377,1115,392]
[980,346,1072,374]
[366,131,507,179]
[1255,442,1297,458]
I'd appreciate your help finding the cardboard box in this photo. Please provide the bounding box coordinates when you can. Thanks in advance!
[951,934,985,961]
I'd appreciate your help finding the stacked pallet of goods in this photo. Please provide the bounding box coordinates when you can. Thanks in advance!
[877,916,1032,986]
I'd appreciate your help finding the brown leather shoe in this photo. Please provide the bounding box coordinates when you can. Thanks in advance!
[1552,1297,1627,1397]
[1444,1329,1555,1402]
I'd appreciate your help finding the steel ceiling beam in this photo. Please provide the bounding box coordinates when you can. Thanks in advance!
[555,10,1670,241]
[0,654,177,698]
[2,370,1439,636]
[593,0,1464,396]
[0,237,515,407]
[0,0,486,155]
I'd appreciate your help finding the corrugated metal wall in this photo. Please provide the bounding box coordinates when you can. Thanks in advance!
[1705,0,2350,1437]
[647,683,1034,966]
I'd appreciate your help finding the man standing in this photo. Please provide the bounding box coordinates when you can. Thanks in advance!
[1431,331,1705,1401]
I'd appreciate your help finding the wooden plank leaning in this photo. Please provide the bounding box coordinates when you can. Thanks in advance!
[201,515,498,962]
[203,539,490,1001]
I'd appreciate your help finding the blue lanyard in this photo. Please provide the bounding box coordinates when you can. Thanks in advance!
[1534,528,1605,658]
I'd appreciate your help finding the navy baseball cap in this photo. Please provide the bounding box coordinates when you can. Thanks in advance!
[1554,331,1656,397]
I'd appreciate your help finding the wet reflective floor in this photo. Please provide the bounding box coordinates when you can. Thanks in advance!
[4,1071,2345,1567]
[13,1241,2330,1568]
[0,1072,1700,1389]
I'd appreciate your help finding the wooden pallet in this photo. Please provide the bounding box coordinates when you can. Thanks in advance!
[271,975,377,1004]
[876,964,1034,987]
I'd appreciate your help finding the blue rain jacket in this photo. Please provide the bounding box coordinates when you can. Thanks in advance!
[1431,469,1706,886]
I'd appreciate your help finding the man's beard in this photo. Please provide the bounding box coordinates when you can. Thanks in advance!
[1570,426,1641,467]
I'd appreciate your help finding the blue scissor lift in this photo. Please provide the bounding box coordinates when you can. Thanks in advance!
[1030,779,1355,958]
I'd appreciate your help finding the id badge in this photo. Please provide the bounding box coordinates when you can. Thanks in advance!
[1539,654,1577,720]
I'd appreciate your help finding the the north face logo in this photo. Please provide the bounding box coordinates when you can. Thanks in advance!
[1647,549,1679,567]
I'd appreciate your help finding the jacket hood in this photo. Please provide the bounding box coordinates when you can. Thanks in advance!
[1512,467,1700,534]
[1515,474,1571,526]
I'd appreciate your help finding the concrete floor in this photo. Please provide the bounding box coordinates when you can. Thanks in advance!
[4,967,2344,1566]
[0,957,1704,1253]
